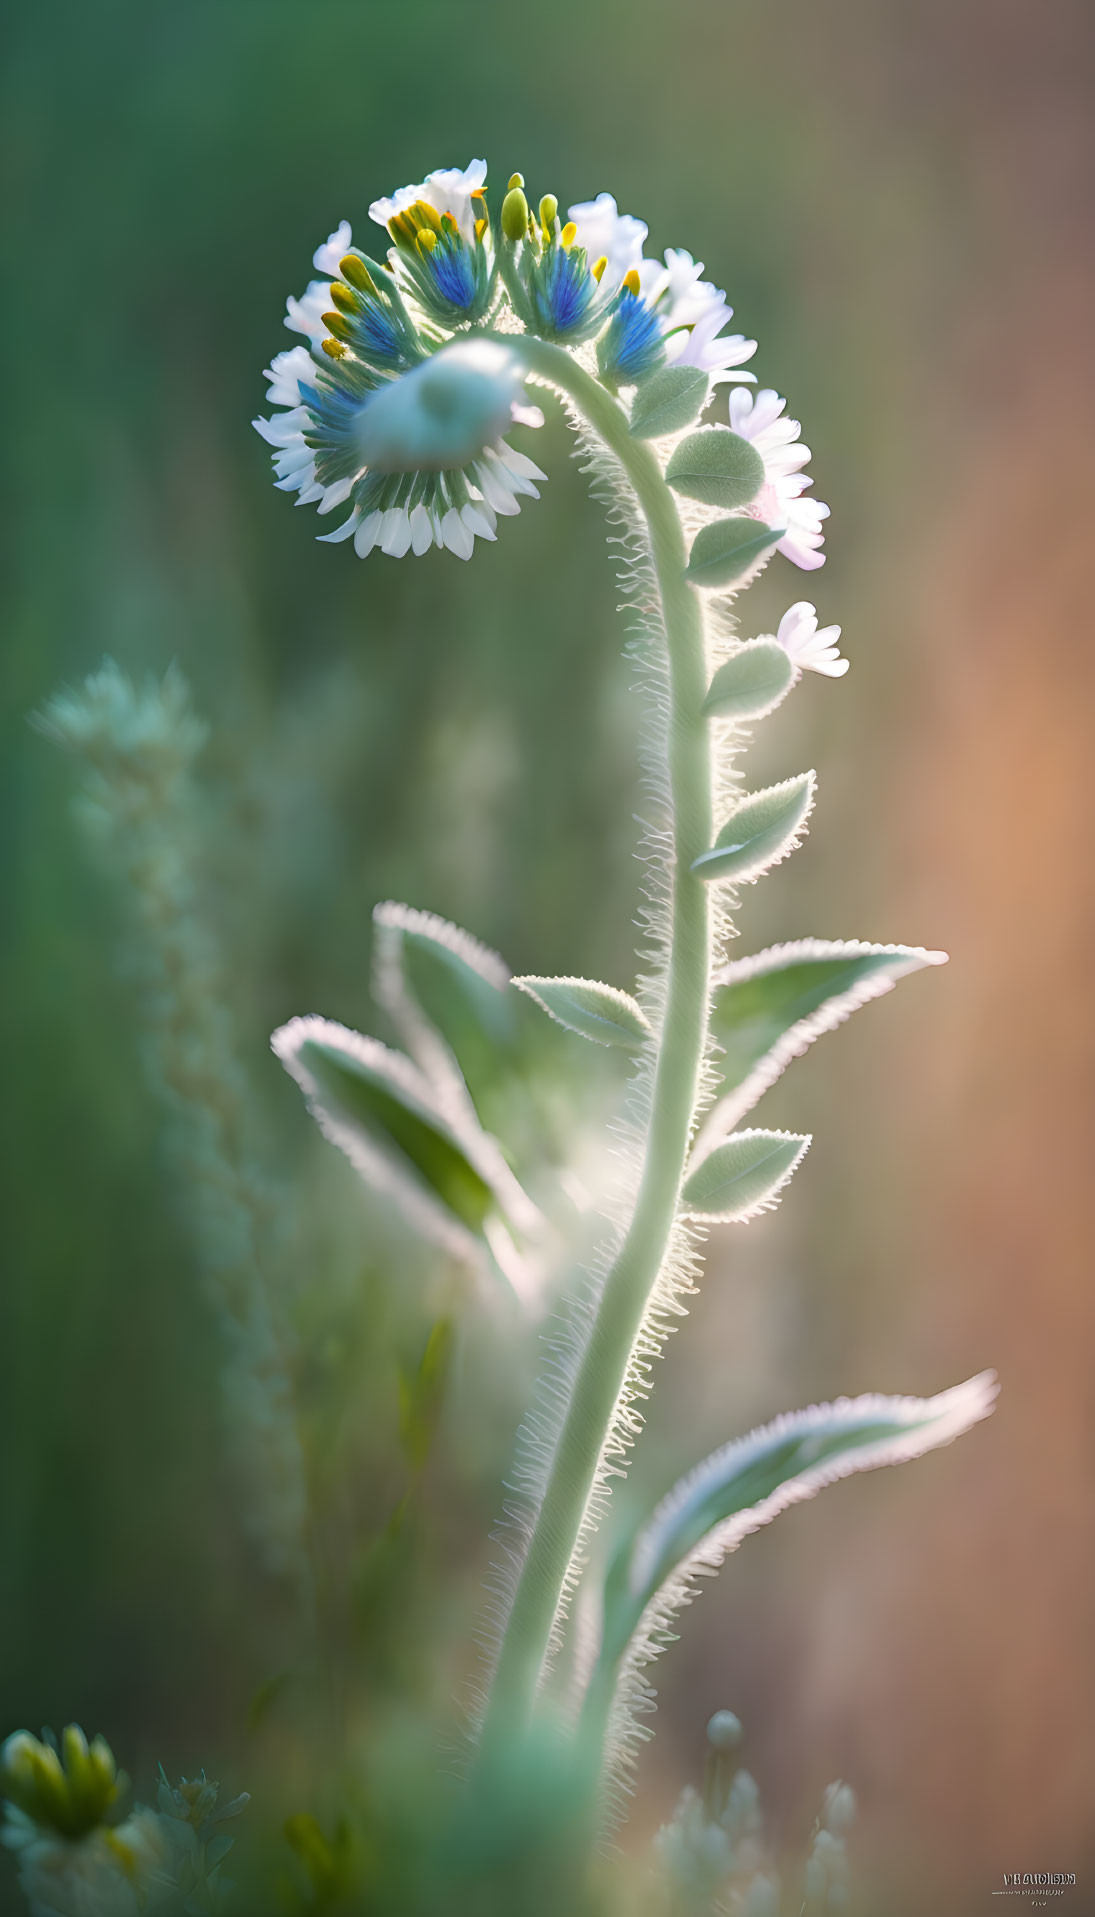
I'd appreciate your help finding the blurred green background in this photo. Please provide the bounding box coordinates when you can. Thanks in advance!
[4,1,1094,1910]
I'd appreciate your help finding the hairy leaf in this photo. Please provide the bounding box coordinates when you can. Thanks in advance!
[372,902,516,1104]
[593,1375,999,1691]
[684,518,782,590]
[680,1128,810,1221]
[514,976,652,1051]
[272,1016,497,1248]
[628,365,710,438]
[691,773,815,884]
[666,428,765,510]
[704,640,795,721]
[700,939,947,1139]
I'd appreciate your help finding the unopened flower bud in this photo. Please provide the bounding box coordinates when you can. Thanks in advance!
[501,186,530,244]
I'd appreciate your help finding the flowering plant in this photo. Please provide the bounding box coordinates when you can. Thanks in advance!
[10,159,995,1915]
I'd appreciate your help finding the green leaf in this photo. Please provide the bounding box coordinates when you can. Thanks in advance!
[513,976,652,1051]
[691,772,815,883]
[666,428,765,510]
[272,1016,496,1246]
[594,1375,998,1682]
[373,903,517,1105]
[398,1318,453,1473]
[629,364,710,438]
[680,1127,809,1221]
[703,640,795,720]
[704,939,947,1134]
[684,518,782,590]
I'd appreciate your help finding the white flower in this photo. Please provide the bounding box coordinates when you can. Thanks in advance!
[728,388,829,570]
[639,248,757,383]
[255,339,546,560]
[566,192,648,289]
[284,220,353,347]
[769,602,848,677]
[370,159,488,242]
[2,1808,167,1917]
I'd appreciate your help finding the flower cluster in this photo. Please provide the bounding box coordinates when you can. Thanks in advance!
[1,1731,249,1917]
[254,159,834,602]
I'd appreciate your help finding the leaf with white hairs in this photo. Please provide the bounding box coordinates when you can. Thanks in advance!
[698,939,947,1145]
[680,1129,810,1222]
[514,976,652,1052]
[692,774,815,885]
[583,1374,999,1786]
[272,1016,536,1296]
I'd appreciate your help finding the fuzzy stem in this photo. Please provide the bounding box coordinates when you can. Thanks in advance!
[474,334,713,1751]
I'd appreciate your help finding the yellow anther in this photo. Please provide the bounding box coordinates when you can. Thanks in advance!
[414,200,444,231]
[321,338,347,359]
[508,172,525,191]
[592,255,608,282]
[329,281,358,314]
[560,221,577,251]
[322,311,352,341]
[441,212,459,235]
[622,268,641,296]
[340,254,377,296]
[539,194,558,233]
[475,217,488,242]
[416,229,438,253]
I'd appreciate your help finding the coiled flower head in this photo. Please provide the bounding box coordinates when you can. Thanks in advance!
[254,160,829,571]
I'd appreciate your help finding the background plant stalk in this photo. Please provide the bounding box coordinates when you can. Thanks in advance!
[475,335,714,1753]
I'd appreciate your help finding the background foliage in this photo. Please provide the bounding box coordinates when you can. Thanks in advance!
[3,2,1093,1910]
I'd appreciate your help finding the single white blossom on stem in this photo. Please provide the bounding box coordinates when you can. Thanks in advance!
[728,387,830,569]
[770,601,849,677]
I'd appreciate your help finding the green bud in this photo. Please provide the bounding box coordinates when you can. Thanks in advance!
[0,1726,124,1838]
[539,194,558,231]
[501,187,530,244]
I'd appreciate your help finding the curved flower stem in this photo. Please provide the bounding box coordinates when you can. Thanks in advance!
[473,334,714,1753]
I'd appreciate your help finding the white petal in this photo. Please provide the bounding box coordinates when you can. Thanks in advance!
[441,508,474,559]
[317,477,355,515]
[313,221,352,276]
[380,508,413,557]
[409,504,435,555]
[354,511,383,557]
[318,513,361,544]
[462,503,496,542]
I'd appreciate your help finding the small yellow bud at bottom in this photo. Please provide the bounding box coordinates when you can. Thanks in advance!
[321,338,347,360]
[560,221,577,251]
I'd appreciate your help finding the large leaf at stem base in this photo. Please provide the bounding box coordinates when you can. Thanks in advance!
[592,1374,998,1697]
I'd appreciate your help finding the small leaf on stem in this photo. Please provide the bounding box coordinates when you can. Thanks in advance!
[514,976,652,1051]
